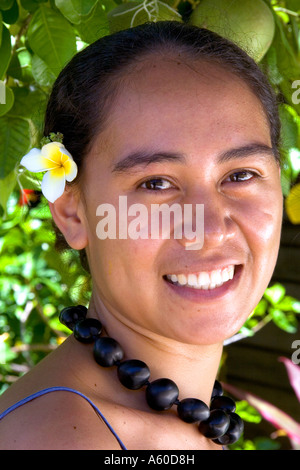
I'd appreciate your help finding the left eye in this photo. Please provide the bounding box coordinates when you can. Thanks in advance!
[140,178,174,190]
[226,171,256,182]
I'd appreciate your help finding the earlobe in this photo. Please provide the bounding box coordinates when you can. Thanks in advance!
[49,186,88,250]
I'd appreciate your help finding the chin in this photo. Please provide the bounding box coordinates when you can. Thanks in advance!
[161,311,249,346]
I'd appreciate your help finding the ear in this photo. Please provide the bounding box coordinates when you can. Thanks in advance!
[49,186,88,250]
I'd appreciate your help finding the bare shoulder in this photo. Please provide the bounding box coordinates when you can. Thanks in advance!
[0,387,122,450]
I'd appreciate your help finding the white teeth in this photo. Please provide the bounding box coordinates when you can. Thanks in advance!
[198,271,210,288]
[228,265,234,280]
[166,265,236,290]
[187,274,198,286]
[177,274,187,285]
[221,268,230,283]
[211,270,223,286]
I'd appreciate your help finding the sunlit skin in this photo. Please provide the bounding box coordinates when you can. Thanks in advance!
[0,56,283,450]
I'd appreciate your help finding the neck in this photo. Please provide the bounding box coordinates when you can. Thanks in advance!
[88,292,223,405]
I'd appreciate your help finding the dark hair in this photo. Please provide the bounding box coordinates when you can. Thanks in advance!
[44,21,281,272]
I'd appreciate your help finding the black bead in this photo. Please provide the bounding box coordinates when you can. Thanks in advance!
[198,409,230,439]
[59,305,87,330]
[210,395,236,413]
[94,337,124,367]
[117,360,150,390]
[211,380,223,398]
[177,398,210,423]
[213,412,244,445]
[73,318,102,343]
[146,378,179,411]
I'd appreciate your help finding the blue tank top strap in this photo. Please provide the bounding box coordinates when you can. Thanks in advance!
[0,386,127,450]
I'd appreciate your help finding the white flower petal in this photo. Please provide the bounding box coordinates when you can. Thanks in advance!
[60,147,74,161]
[65,159,78,182]
[41,142,67,166]
[41,170,66,203]
[20,148,49,172]
[42,141,64,155]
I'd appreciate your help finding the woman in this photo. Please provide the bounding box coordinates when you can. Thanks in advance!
[0,21,283,450]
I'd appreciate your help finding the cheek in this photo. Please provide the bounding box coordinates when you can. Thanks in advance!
[86,236,165,330]
[88,235,162,289]
[237,191,283,269]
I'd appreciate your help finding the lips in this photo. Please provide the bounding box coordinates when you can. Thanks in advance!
[163,264,243,302]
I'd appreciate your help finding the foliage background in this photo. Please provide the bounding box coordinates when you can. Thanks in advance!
[0,0,299,450]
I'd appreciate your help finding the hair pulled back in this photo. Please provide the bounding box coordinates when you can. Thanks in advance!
[44,21,281,272]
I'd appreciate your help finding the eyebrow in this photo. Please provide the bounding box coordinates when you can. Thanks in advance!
[111,151,186,174]
[218,143,275,163]
[111,143,275,174]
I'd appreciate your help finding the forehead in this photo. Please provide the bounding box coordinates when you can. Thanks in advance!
[91,55,270,162]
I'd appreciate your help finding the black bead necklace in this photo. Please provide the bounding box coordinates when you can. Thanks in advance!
[59,305,244,446]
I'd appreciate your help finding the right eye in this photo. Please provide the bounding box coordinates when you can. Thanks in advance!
[139,178,174,191]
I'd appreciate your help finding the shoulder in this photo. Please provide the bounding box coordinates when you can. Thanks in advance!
[0,387,122,450]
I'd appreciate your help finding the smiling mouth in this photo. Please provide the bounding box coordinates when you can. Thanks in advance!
[163,265,239,290]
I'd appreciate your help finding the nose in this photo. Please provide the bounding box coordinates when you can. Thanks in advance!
[176,193,237,251]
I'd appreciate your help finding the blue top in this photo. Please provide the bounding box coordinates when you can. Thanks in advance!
[0,386,127,450]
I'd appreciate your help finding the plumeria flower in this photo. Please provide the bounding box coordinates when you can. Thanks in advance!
[20,142,78,203]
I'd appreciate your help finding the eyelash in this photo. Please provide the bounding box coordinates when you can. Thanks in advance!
[139,170,259,192]
[139,177,175,191]
[223,170,259,183]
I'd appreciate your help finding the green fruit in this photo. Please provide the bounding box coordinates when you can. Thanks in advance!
[189,0,275,62]
[108,1,182,34]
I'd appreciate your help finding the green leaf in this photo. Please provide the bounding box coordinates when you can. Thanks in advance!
[270,308,298,333]
[0,170,17,214]
[20,0,39,13]
[17,171,42,192]
[9,86,47,120]
[288,148,300,179]
[286,0,300,13]
[108,1,181,34]
[0,340,17,363]
[263,45,284,86]
[0,13,2,48]
[0,85,14,116]
[0,24,12,80]
[7,47,33,83]
[27,4,77,76]
[75,0,111,43]
[31,53,56,86]
[0,115,31,179]
[264,283,286,305]
[273,15,300,81]
[277,296,300,313]
[9,86,47,148]
[55,0,97,24]
[253,298,268,316]
[0,0,14,10]
[279,104,300,151]
[290,17,300,55]
[234,400,262,424]
[2,0,19,24]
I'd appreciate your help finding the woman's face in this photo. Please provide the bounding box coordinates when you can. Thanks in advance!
[79,57,283,345]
